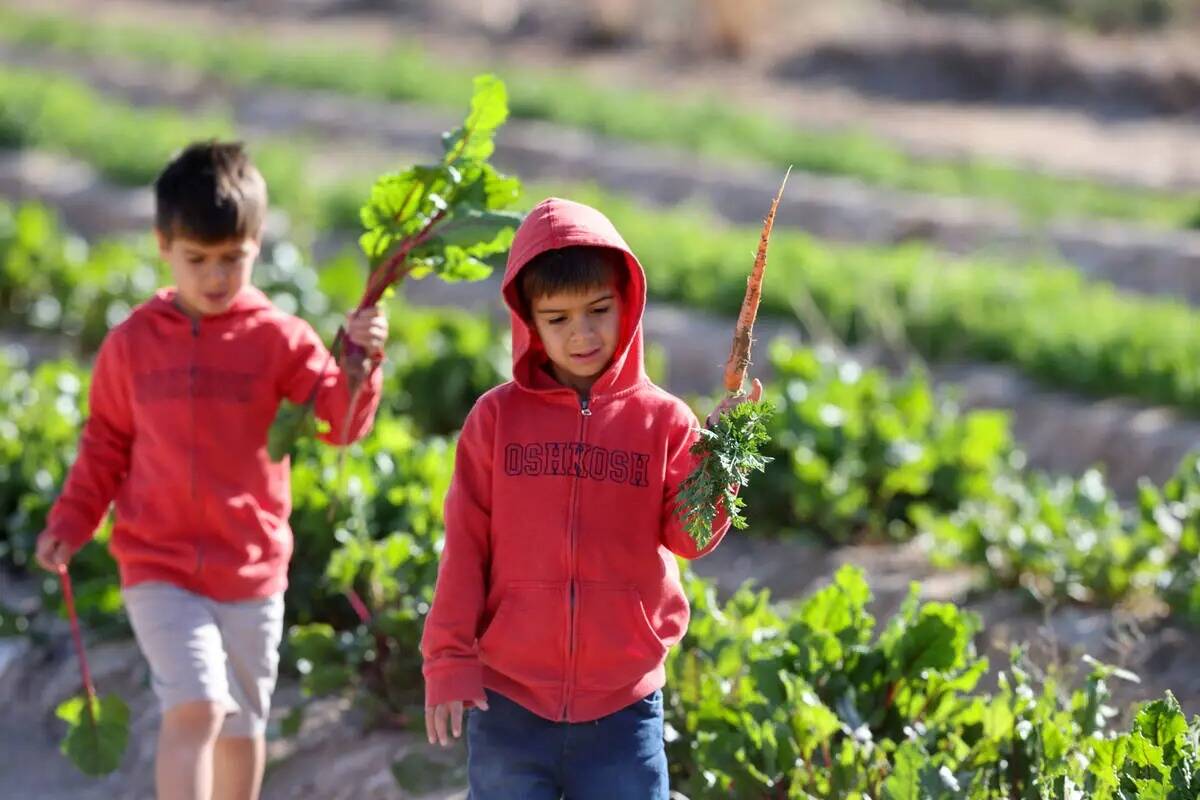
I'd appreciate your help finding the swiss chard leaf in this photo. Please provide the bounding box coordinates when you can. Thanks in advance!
[57,694,129,776]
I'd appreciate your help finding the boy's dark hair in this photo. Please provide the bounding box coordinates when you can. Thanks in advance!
[519,246,627,312]
[154,140,267,243]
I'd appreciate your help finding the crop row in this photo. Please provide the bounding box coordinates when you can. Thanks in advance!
[6,86,1200,421]
[1,5,1198,229]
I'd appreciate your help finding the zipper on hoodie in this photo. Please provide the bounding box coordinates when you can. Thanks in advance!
[560,394,591,720]
[190,316,203,575]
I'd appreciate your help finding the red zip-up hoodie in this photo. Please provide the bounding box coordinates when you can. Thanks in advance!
[44,286,382,602]
[421,197,731,723]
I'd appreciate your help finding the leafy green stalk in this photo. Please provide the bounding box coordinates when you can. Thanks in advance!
[56,694,129,776]
[55,563,129,776]
[676,400,775,548]
[267,74,523,460]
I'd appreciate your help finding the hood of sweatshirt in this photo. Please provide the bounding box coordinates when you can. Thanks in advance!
[500,197,647,399]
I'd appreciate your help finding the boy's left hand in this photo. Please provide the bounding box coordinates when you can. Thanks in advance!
[346,306,388,358]
[705,378,764,428]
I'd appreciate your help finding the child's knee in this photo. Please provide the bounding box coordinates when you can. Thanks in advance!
[162,700,226,743]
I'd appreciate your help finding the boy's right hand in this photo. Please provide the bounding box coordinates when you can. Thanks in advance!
[426,696,490,747]
[35,530,71,572]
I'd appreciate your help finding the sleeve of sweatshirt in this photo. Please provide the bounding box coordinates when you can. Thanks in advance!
[44,330,135,552]
[278,318,383,445]
[421,396,495,709]
[660,405,734,560]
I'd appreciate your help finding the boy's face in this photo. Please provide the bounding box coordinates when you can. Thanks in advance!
[530,283,623,393]
[156,229,260,318]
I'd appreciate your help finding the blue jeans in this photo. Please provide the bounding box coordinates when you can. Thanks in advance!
[466,689,669,800]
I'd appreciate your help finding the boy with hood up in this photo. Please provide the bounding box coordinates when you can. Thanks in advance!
[421,197,761,798]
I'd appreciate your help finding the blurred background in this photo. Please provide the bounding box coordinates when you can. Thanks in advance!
[2,0,1200,797]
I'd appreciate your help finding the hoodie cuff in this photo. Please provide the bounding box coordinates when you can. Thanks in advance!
[424,659,485,709]
[44,507,98,553]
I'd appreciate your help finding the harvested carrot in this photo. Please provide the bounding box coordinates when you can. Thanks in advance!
[724,165,790,395]
[675,167,790,549]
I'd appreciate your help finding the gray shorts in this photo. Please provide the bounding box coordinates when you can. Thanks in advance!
[122,581,285,738]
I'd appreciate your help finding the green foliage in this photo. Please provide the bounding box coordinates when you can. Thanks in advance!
[0,202,159,352]
[0,66,229,182]
[3,7,1199,228]
[357,74,521,281]
[1149,454,1200,624]
[56,694,129,776]
[676,400,775,548]
[267,73,521,458]
[9,52,1200,417]
[376,307,508,436]
[0,352,123,633]
[918,451,1200,616]
[590,192,1200,414]
[665,565,1200,799]
[0,203,349,354]
[918,468,1167,605]
[0,66,316,223]
[266,401,323,462]
[745,342,1013,543]
[283,424,452,726]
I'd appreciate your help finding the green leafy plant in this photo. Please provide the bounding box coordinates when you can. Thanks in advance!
[55,694,129,777]
[267,74,522,459]
[917,451,1200,616]
[678,401,775,547]
[0,66,316,223]
[54,563,130,776]
[666,564,1200,799]
[282,425,453,732]
[747,342,1013,543]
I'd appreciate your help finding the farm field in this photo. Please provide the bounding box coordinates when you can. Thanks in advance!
[4,1,1200,798]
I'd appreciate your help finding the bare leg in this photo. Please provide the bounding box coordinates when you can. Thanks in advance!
[157,701,225,800]
[212,735,267,800]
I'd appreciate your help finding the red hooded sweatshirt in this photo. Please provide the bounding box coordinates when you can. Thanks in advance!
[44,285,382,602]
[421,197,731,723]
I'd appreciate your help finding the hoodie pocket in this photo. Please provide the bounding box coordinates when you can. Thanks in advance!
[575,582,668,692]
[478,581,567,688]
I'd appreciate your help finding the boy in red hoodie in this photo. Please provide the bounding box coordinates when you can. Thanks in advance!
[34,141,387,800]
[421,197,761,798]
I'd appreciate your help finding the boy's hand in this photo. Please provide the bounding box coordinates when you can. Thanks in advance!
[426,696,489,747]
[346,306,388,359]
[705,378,764,428]
[35,530,71,572]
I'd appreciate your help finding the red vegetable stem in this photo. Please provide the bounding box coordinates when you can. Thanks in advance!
[57,563,97,725]
[345,210,447,367]
[346,588,372,625]
[358,210,447,311]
